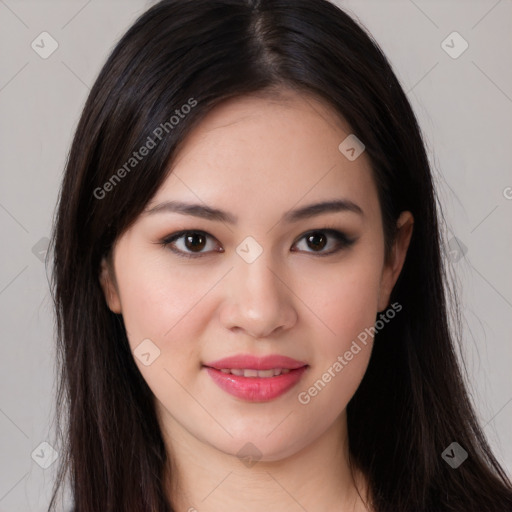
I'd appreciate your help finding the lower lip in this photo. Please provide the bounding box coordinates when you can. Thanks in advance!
[204,366,308,402]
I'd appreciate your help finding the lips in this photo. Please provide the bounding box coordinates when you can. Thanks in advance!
[218,368,291,377]
[203,354,309,402]
[204,354,308,371]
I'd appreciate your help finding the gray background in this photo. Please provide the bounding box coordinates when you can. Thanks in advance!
[0,0,511,510]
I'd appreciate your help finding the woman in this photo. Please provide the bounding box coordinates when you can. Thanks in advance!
[48,0,512,510]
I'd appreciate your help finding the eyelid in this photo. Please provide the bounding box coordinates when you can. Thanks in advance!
[159,230,223,259]
[290,225,357,257]
[158,226,357,259]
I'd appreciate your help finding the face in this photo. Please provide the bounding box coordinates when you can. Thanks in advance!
[100,89,413,463]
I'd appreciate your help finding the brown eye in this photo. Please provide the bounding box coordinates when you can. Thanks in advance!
[160,228,356,259]
[292,229,356,256]
[305,232,328,251]
[160,230,222,258]
[183,232,207,252]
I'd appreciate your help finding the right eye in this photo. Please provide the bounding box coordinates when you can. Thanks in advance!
[159,230,224,258]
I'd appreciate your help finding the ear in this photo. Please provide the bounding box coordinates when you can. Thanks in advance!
[377,211,414,312]
[99,256,122,314]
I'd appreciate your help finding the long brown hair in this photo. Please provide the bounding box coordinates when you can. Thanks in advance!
[48,0,512,510]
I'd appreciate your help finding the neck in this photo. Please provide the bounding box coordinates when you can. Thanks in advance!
[160,410,371,512]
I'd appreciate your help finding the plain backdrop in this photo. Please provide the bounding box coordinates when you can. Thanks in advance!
[0,0,511,510]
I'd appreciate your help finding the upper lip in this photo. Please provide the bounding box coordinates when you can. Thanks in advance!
[204,354,308,370]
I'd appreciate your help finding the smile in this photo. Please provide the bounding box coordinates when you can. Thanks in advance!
[218,368,291,377]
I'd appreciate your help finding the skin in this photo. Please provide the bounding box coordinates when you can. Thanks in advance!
[100,89,414,512]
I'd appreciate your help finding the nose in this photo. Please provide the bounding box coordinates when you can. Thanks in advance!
[219,254,298,339]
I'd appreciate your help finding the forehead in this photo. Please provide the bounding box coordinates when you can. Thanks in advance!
[147,90,379,225]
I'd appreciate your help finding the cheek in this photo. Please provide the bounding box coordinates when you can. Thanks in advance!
[114,255,221,408]
[295,254,382,411]
[301,253,382,350]
[327,270,380,341]
[113,251,215,362]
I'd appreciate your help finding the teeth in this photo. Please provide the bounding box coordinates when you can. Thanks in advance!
[217,368,292,378]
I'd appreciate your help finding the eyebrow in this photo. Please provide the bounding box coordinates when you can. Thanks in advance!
[143,199,364,224]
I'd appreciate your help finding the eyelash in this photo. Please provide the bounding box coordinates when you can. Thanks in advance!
[158,225,357,259]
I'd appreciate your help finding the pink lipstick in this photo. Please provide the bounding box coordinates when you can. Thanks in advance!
[203,354,308,402]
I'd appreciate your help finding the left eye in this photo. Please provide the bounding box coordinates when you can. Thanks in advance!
[159,229,355,258]
[292,229,355,255]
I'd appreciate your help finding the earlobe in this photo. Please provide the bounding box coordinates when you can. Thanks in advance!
[377,211,414,312]
[99,257,122,314]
